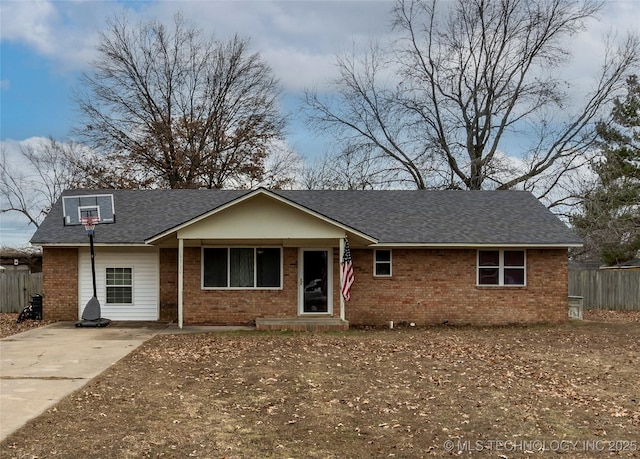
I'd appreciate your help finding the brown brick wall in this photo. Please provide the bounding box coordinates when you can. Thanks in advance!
[159,248,178,322]
[182,247,302,325]
[46,245,566,326]
[179,247,568,326]
[346,248,569,326]
[42,247,78,320]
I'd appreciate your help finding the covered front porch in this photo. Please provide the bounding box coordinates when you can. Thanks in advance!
[147,189,375,328]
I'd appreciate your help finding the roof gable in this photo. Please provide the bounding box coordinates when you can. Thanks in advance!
[150,189,377,244]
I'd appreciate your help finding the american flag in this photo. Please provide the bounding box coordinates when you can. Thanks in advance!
[341,237,354,301]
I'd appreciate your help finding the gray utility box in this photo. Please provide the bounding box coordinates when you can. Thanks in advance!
[568,296,583,320]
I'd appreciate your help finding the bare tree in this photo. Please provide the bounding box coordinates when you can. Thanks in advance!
[305,0,639,197]
[75,13,286,189]
[300,144,411,190]
[242,144,303,190]
[70,150,157,189]
[0,138,82,228]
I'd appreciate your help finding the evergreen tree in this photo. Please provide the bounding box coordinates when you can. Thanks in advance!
[572,75,640,264]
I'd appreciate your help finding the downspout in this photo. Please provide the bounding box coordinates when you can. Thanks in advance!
[339,236,345,322]
[178,238,184,329]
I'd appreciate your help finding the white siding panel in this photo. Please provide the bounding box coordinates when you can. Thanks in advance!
[78,247,159,320]
[178,194,344,240]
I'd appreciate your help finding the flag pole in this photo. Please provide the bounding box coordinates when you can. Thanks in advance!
[339,236,345,321]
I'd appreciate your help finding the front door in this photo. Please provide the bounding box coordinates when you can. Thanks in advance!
[299,249,332,314]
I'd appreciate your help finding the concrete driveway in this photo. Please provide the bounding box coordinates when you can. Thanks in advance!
[0,321,166,441]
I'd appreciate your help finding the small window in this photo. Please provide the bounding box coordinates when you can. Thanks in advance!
[106,268,132,303]
[374,249,392,277]
[477,250,525,286]
[202,247,282,289]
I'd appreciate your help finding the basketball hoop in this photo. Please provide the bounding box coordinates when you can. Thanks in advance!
[80,216,99,236]
[77,213,110,327]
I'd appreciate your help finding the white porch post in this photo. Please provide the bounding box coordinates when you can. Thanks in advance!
[339,236,345,321]
[178,238,184,329]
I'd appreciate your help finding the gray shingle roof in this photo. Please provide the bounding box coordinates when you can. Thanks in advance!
[30,188,582,246]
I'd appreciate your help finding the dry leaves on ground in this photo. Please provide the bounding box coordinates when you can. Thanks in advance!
[0,313,56,339]
[2,317,639,458]
[583,309,640,323]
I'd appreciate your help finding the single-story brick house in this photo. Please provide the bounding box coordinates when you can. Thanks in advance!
[31,188,582,328]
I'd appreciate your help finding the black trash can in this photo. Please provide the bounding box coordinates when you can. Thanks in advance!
[30,294,43,320]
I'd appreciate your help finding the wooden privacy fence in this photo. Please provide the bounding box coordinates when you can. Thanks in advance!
[569,270,640,311]
[0,272,43,313]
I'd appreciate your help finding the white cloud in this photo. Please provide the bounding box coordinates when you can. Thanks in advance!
[1,0,396,88]
[1,0,111,72]
[263,46,339,91]
[2,0,637,89]
[0,0,58,54]
[144,0,395,91]
[1,137,48,159]
[0,212,36,248]
[553,1,640,109]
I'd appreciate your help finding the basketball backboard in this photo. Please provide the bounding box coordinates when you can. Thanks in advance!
[62,194,115,226]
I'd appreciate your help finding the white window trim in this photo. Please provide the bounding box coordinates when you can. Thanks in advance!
[201,246,283,290]
[476,249,526,287]
[374,249,393,277]
[105,266,133,305]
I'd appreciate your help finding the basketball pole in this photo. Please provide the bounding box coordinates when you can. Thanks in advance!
[76,216,110,327]
[89,230,97,298]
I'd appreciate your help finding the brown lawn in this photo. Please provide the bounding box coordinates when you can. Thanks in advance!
[1,313,639,458]
[0,313,57,339]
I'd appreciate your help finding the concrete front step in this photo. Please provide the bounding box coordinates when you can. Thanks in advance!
[256,317,349,332]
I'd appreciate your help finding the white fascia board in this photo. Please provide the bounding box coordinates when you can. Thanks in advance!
[145,187,378,244]
[36,243,150,248]
[370,242,583,248]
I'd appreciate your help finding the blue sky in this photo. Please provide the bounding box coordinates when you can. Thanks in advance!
[0,1,396,153]
[1,0,640,247]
